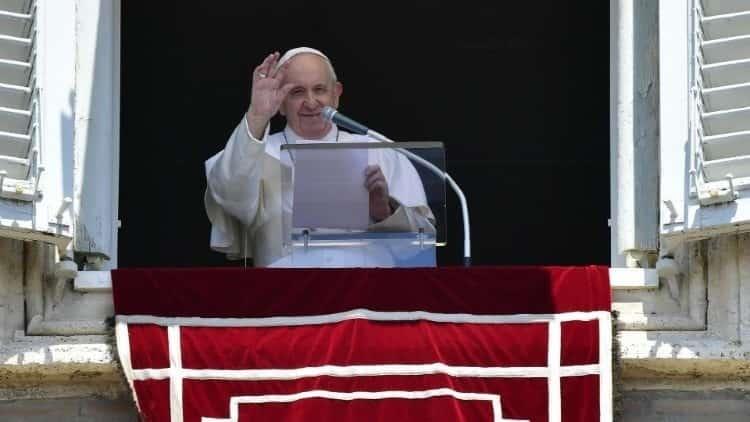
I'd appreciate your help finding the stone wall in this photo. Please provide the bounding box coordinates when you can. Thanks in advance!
[0,239,121,404]
[614,234,750,419]
[0,397,137,421]
[621,390,750,422]
[3,235,750,419]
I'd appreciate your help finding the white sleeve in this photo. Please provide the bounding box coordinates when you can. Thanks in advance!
[205,116,268,227]
[369,201,436,233]
[204,116,270,258]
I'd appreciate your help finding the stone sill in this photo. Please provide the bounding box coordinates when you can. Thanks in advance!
[0,333,127,400]
[619,330,750,385]
[75,269,659,291]
[609,268,659,289]
[3,330,750,392]
[74,270,112,292]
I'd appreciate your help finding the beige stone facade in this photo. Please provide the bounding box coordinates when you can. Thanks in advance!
[1,236,750,419]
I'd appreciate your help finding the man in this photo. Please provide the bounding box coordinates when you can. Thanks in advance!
[205,47,432,266]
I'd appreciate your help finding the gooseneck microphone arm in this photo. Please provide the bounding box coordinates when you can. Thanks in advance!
[322,106,471,266]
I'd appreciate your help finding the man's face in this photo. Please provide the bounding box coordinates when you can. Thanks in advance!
[279,54,343,139]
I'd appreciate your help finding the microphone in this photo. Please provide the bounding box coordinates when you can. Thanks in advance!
[321,106,368,134]
[322,106,390,142]
[320,106,472,266]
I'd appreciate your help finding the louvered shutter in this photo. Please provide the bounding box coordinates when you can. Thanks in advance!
[694,0,750,203]
[0,0,36,200]
[661,0,750,243]
[0,0,76,249]
[0,1,120,257]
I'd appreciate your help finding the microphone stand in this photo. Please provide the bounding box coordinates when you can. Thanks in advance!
[363,129,472,267]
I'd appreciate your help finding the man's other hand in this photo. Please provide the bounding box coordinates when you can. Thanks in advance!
[246,52,294,139]
[365,165,393,222]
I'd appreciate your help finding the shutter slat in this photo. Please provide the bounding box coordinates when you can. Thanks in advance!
[0,34,29,62]
[703,106,750,135]
[0,82,29,109]
[702,0,750,17]
[0,106,28,134]
[702,35,750,64]
[702,11,750,40]
[0,130,28,157]
[0,0,30,14]
[702,58,750,87]
[0,153,27,178]
[702,82,750,111]
[0,10,29,38]
[703,131,750,161]
[704,155,750,181]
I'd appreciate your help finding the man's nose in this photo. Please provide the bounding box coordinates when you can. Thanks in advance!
[303,93,318,109]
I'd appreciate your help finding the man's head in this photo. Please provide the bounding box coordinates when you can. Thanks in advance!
[276,48,343,139]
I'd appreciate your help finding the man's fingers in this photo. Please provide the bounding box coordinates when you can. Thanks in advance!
[256,52,277,78]
[271,60,288,80]
[265,51,280,75]
[367,179,387,193]
[255,53,273,75]
[365,173,388,193]
[364,165,387,191]
[253,63,267,80]
[365,167,380,184]
[365,166,390,220]
[364,165,381,178]
[366,172,382,188]
[258,53,272,69]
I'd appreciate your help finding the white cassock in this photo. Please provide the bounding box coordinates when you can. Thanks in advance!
[205,116,434,267]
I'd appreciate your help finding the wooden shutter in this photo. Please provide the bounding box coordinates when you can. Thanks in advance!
[694,0,750,204]
[0,0,36,201]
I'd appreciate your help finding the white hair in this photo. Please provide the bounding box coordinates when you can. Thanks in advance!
[275,46,338,82]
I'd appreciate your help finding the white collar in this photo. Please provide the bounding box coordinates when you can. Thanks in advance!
[283,124,339,143]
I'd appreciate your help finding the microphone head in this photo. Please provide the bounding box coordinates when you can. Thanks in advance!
[321,106,337,122]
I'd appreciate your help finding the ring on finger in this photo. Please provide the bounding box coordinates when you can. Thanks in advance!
[258,72,267,78]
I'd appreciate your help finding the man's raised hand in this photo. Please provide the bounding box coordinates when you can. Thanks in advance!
[246,52,293,139]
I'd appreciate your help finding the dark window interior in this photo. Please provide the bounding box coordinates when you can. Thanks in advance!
[119,1,610,267]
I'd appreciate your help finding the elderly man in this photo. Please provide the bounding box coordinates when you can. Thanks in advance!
[205,47,432,266]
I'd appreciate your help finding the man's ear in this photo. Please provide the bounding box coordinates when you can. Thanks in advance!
[279,100,287,117]
[333,82,343,108]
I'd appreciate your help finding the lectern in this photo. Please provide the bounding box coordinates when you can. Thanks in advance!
[268,141,446,268]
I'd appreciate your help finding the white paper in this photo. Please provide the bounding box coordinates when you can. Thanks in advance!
[292,144,369,230]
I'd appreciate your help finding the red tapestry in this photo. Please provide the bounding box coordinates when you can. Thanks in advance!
[113,266,612,422]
